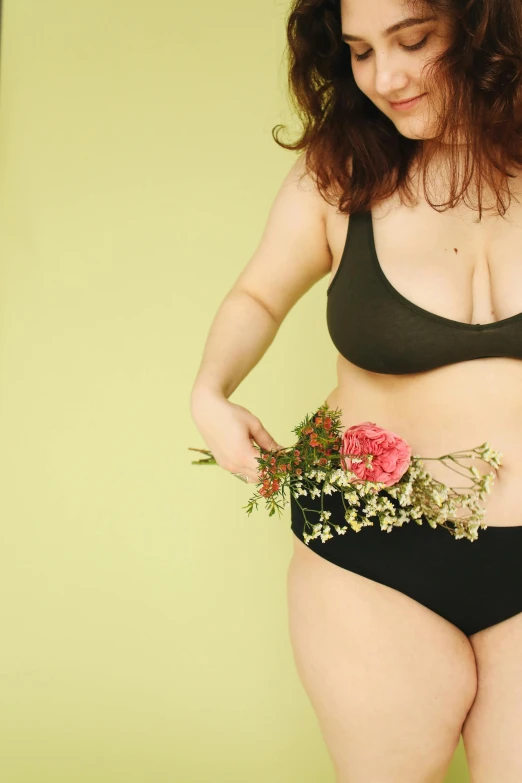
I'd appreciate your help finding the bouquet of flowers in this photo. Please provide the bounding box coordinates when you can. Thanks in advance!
[189,402,503,543]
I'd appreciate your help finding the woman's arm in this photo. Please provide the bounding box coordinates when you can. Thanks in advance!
[190,153,333,407]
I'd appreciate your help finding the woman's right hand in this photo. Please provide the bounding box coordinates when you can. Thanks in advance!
[190,390,285,485]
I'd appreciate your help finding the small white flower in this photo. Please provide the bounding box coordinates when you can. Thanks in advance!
[344,508,359,523]
[323,483,337,495]
[320,524,334,542]
[483,474,494,492]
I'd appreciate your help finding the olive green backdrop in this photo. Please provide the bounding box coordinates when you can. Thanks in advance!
[0,0,469,780]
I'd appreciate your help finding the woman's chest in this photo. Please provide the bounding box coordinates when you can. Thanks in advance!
[326,194,522,327]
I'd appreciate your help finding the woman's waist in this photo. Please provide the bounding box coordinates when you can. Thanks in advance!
[322,385,522,523]
[316,388,522,528]
[324,386,522,463]
[332,356,522,427]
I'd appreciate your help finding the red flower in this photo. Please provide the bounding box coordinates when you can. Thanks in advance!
[340,422,411,486]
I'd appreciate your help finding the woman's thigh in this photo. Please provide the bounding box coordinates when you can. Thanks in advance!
[462,611,522,783]
[287,536,479,783]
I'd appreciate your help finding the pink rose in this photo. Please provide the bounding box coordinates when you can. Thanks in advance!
[340,421,412,486]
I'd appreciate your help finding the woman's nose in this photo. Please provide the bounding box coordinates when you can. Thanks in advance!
[373,55,410,96]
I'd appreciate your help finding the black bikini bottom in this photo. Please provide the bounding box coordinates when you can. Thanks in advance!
[290,488,522,637]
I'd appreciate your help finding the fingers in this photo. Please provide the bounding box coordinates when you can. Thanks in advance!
[226,415,284,485]
[249,417,284,452]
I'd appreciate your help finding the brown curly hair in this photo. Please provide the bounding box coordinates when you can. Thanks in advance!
[272,0,522,220]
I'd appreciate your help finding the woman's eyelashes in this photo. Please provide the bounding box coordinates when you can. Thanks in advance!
[353,35,430,62]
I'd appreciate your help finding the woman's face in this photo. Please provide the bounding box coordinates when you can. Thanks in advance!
[340,0,455,139]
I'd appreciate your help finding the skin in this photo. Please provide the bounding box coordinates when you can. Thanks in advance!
[342,0,454,142]
[286,0,522,780]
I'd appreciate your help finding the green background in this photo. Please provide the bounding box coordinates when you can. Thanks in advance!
[0,0,469,780]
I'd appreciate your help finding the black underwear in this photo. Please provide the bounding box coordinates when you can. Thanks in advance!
[290,488,522,636]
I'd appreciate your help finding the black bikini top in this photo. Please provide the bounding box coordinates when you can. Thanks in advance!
[326,209,522,374]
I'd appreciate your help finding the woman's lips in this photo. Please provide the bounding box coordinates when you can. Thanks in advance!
[389,93,426,111]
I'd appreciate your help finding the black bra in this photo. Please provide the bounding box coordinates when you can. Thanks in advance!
[326,209,522,374]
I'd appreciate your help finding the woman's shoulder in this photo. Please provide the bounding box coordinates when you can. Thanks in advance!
[285,153,332,217]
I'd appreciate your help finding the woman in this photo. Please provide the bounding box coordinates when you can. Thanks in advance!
[190,0,522,779]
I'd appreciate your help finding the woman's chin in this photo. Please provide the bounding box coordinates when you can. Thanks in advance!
[393,120,437,141]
